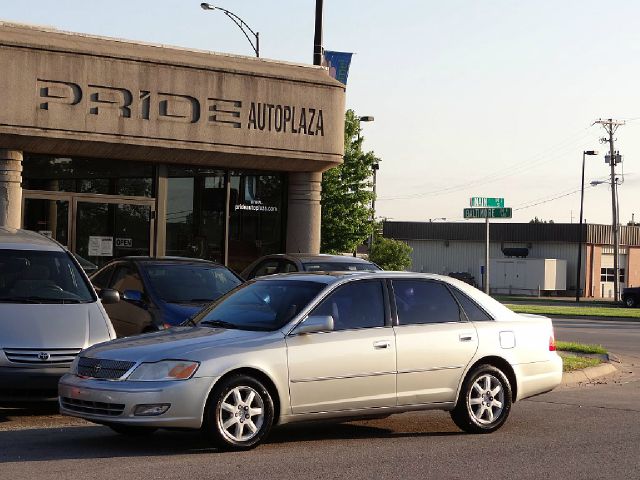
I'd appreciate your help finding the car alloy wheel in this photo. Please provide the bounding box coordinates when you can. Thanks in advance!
[450,364,512,434]
[217,386,265,443]
[625,296,636,308]
[467,374,505,425]
[204,374,274,450]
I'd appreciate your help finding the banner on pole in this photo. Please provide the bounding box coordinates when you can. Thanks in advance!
[323,50,353,85]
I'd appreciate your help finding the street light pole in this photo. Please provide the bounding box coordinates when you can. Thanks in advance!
[313,0,324,65]
[357,116,377,249]
[576,150,598,302]
[200,3,259,57]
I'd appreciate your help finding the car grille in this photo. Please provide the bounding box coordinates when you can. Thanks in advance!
[3,348,82,366]
[76,357,136,380]
[60,397,125,416]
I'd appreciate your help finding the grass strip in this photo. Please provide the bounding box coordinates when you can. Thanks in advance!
[561,355,602,372]
[556,341,608,355]
[505,303,640,319]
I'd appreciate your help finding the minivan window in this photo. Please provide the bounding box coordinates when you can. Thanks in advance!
[0,249,94,303]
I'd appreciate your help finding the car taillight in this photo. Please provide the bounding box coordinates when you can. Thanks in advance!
[549,331,556,351]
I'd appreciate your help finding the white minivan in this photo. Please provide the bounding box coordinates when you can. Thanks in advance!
[0,227,118,400]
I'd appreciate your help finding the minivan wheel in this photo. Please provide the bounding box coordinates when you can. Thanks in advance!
[624,296,637,308]
[450,364,512,434]
[203,374,274,450]
[107,424,158,436]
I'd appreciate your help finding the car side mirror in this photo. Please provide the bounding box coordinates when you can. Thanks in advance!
[292,315,334,335]
[99,288,120,304]
[122,289,144,303]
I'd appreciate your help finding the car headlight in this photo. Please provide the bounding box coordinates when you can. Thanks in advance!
[127,360,200,381]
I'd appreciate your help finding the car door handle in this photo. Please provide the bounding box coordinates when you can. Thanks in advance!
[459,334,474,342]
[373,340,392,349]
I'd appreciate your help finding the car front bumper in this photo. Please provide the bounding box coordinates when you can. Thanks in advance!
[58,373,218,429]
[0,366,69,400]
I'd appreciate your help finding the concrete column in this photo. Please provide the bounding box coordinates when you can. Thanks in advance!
[0,150,23,229]
[286,171,322,254]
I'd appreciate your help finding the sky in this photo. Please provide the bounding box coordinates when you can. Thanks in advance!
[2,0,640,225]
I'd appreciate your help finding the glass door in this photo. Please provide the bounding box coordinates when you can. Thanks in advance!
[22,193,72,246]
[72,196,155,268]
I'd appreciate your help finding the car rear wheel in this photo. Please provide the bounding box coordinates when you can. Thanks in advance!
[624,296,637,308]
[450,364,512,434]
[203,374,274,450]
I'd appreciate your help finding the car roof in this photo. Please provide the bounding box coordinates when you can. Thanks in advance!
[254,271,449,283]
[112,256,224,266]
[263,253,376,264]
[0,227,65,252]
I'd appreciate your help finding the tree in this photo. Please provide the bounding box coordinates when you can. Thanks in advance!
[369,236,413,271]
[321,110,378,253]
[529,217,554,224]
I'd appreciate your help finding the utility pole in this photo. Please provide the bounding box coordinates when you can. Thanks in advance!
[313,0,323,65]
[594,118,625,301]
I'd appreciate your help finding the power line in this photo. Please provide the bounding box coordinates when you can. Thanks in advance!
[378,126,595,201]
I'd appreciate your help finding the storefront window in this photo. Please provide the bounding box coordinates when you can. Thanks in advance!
[166,168,226,263]
[22,154,154,197]
[228,173,284,273]
[166,167,285,272]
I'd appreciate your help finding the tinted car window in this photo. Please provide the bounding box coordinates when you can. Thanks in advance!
[281,261,298,273]
[196,280,325,331]
[303,262,379,272]
[145,264,241,303]
[311,280,385,331]
[393,280,461,325]
[91,265,115,289]
[252,260,280,278]
[110,265,143,293]
[450,287,493,322]
[0,249,94,303]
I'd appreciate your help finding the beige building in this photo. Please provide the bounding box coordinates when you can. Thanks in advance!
[0,22,345,272]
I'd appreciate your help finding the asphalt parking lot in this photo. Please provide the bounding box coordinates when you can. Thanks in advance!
[1,317,638,480]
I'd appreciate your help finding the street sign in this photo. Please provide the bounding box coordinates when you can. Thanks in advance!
[464,207,512,219]
[470,197,504,208]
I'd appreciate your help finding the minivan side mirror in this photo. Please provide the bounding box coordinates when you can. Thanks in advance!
[291,315,334,335]
[99,288,120,304]
[122,289,144,303]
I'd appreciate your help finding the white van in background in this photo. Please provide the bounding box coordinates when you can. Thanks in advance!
[0,228,118,401]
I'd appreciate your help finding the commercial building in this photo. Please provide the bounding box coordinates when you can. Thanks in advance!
[384,221,640,298]
[0,22,345,272]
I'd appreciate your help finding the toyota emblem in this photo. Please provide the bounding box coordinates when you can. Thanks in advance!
[38,352,50,361]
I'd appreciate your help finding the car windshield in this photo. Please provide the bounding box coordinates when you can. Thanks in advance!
[194,280,326,331]
[0,249,94,303]
[303,262,379,272]
[145,263,241,304]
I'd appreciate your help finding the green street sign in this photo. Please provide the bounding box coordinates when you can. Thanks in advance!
[470,197,505,208]
[464,207,512,219]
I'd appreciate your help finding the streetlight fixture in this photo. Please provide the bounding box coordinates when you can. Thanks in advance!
[576,150,598,302]
[358,116,378,249]
[200,3,259,57]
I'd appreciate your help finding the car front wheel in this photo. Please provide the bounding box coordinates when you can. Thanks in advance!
[203,374,274,450]
[624,296,637,308]
[450,364,512,434]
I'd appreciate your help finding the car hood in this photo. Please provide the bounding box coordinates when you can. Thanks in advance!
[83,326,280,363]
[0,303,109,349]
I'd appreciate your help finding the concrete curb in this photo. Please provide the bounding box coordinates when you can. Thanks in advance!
[561,362,618,385]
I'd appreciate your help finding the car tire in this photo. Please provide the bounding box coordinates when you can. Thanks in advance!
[107,424,158,436]
[624,296,637,308]
[202,374,274,451]
[450,364,512,434]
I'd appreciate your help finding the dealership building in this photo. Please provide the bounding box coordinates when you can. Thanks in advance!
[0,22,345,272]
[384,221,640,298]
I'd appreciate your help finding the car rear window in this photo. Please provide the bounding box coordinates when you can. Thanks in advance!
[303,262,379,272]
[0,249,94,303]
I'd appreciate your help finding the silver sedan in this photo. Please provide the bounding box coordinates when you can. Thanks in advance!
[59,272,563,450]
